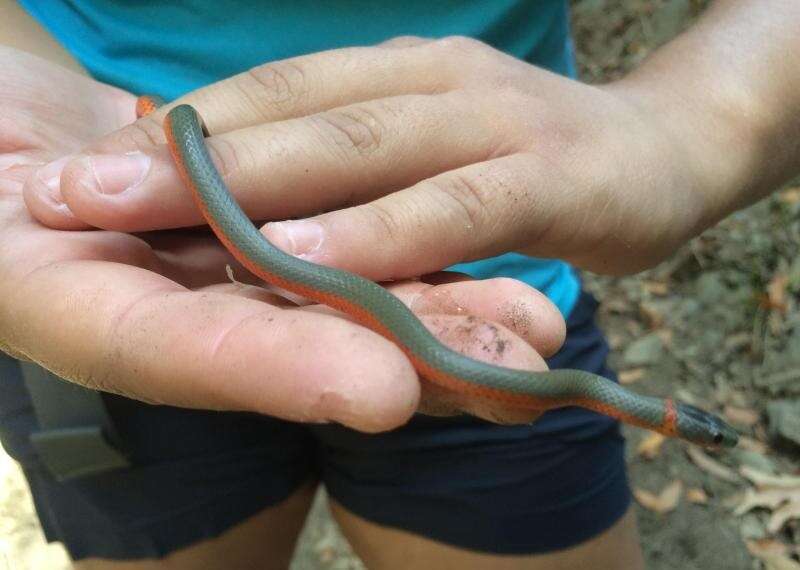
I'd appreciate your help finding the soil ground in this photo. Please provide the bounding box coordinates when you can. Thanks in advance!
[2,1,798,569]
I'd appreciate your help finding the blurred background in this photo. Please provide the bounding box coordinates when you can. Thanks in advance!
[3,1,798,568]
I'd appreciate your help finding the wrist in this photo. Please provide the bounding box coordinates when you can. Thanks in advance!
[603,74,771,235]
[600,0,800,234]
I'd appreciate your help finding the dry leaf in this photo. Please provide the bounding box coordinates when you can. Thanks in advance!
[639,302,664,329]
[739,436,769,455]
[686,487,708,504]
[738,467,800,534]
[747,538,790,558]
[766,273,790,314]
[603,299,629,314]
[642,280,669,296]
[687,447,741,483]
[637,432,666,460]
[778,187,800,205]
[735,487,791,516]
[625,320,643,336]
[747,540,800,570]
[676,388,699,406]
[748,548,800,570]
[724,332,752,352]
[656,328,673,347]
[723,405,760,427]
[741,467,800,489]
[634,480,682,514]
[608,332,625,350]
[769,501,800,534]
[619,368,646,385]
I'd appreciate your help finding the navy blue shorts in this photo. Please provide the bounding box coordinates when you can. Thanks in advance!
[0,291,630,560]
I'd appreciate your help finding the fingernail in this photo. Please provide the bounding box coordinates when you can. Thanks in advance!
[85,152,151,195]
[268,221,325,258]
[35,156,73,204]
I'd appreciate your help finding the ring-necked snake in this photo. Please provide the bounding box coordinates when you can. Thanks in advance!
[138,95,738,449]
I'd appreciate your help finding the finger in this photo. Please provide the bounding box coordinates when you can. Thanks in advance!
[297,276,565,357]
[40,91,520,231]
[1,259,419,432]
[393,277,566,357]
[414,312,546,424]
[21,155,89,229]
[205,275,553,424]
[293,277,555,424]
[91,41,464,154]
[25,38,499,230]
[262,152,563,281]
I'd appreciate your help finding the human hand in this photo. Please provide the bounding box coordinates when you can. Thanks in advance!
[2,47,565,430]
[27,36,725,277]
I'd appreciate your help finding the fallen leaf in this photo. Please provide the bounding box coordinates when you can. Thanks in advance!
[637,432,666,459]
[778,187,800,205]
[738,436,769,454]
[747,538,790,558]
[724,405,760,427]
[747,542,800,570]
[633,480,682,514]
[639,302,664,329]
[737,467,800,535]
[656,328,673,347]
[608,332,625,350]
[724,332,752,352]
[766,272,789,314]
[603,298,629,314]
[769,500,800,534]
[625,319,643,336]
[687,447,741,483]
[686,487,708,504]
[741,467,800,489]
[723,491,746,510]
[676,388,699,406]
[619,368,646,385]
[735,487,791,516]
[642,280,669,296]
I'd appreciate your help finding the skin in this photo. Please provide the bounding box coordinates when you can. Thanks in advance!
[0,6,621,570]
[4,0,800,568]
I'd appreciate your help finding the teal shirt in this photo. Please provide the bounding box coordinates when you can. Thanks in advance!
[22,0,580,316]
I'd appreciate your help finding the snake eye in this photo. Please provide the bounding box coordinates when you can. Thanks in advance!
[713,433,723,445]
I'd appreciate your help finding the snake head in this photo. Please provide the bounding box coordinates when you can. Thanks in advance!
[676,403,739,449]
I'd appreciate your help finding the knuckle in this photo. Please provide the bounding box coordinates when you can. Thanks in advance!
[381,35,428,48]
[0,112,37,151]
[312,104,388,158]
[427,173,490,235]
[244,59,310,115]
[362,202,404,244]
[434,35,485,54]
[429,36,499,85]
[113,117,164,151]
[205,135,247,181]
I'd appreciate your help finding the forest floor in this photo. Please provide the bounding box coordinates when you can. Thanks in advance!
[2,1,798,569]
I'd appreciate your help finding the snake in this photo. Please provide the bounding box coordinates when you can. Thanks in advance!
[138,95,738,449]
